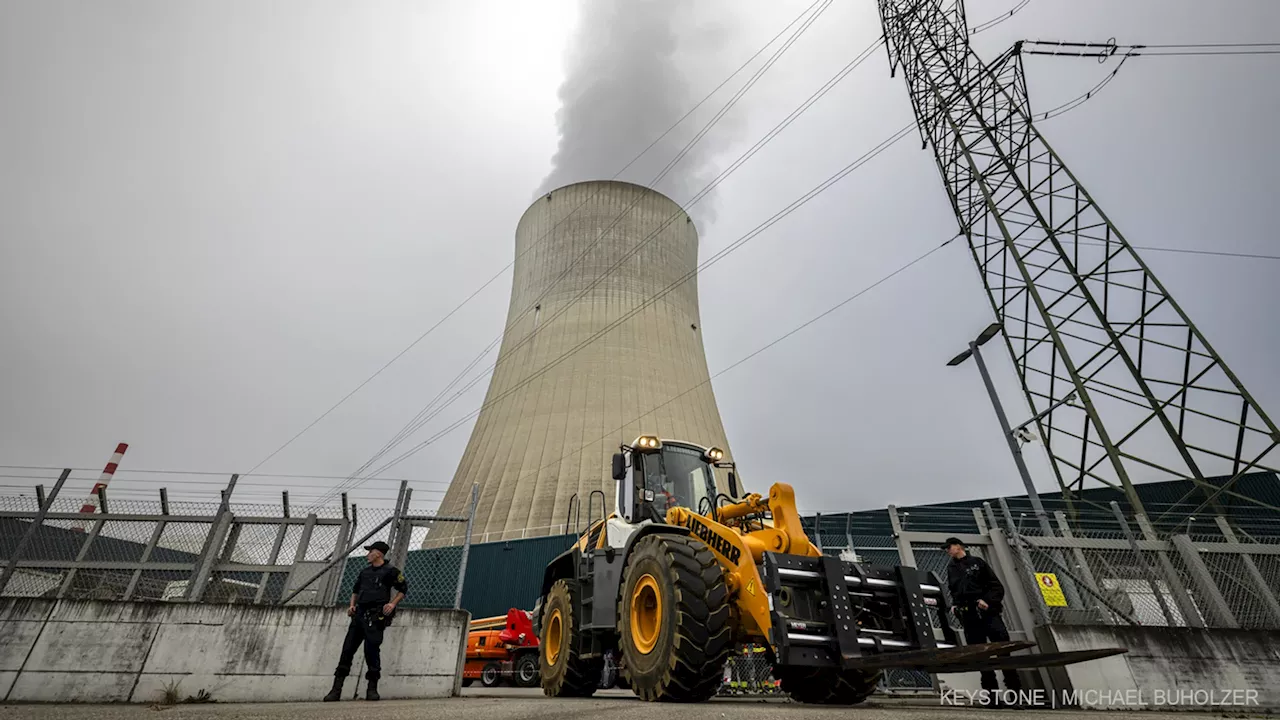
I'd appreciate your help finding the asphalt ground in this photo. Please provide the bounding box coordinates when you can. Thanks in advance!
[3,688,1267,720]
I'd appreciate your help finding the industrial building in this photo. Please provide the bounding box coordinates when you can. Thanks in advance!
[430,180,733,544]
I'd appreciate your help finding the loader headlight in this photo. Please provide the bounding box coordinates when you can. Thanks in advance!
[634,435,662,450]
[704,447,725,462]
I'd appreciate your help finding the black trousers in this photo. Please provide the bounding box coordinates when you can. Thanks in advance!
[335,609,386,681]
[959,607,1022,692]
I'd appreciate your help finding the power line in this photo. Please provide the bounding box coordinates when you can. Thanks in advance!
[241,0,833,477]
[1079,242,1280,262]
[1136,49,1280,57]
[418,230,961,516]
[312,33,890,507]
[1021,39,1280,59]
[342,21,1136,501]
[336,123,920,493]
[299,0,1040,507]
[302,1,838,501]
[968,0,1032,35]
[353,2,1044,488]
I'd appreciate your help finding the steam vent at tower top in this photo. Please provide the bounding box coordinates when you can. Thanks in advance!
[429,180,733,544]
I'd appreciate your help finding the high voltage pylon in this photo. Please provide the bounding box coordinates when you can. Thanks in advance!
[878,0,1280,529]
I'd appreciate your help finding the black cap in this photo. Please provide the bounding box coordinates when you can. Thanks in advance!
[941,537,964,550]
[365,541,391,554]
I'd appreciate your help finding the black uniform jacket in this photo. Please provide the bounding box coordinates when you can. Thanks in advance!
[945,553,1005,612]
[352,563,409,609]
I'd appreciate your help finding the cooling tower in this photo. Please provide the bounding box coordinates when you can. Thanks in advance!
[431,180,733,544]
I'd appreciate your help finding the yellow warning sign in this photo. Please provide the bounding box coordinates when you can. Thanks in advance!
[745,579,757,597]
[1036,572,1067,607]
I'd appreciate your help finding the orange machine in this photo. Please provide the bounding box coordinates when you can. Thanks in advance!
[462,607,540,688]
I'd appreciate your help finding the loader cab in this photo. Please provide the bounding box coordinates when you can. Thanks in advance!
[612,436,729,523]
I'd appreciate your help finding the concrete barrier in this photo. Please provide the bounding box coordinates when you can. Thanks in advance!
[1042,624,1280,710]
[0,598,468,703]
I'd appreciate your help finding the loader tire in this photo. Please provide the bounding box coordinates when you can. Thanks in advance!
[539,579,601,698]
[776,666,882,705]
[618,533,733,702]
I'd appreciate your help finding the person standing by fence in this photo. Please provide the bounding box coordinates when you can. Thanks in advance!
[943,537,1022,704]
[324,541,408,702]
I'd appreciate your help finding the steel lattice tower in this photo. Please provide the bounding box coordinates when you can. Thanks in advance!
[878,0,1279,526]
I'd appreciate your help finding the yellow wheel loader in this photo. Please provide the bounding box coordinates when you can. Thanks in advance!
[534,435,1124,704]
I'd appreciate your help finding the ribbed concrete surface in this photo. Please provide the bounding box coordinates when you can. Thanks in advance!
[430,181,732,544]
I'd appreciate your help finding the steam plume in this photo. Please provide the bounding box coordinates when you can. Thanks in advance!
[537,1,735,220]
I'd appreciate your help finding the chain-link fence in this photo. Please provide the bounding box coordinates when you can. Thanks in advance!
[0,473,477,608]
[718,646,783,696]
[886,500,1280,637]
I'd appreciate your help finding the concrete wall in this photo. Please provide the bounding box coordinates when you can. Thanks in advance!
[1043,624,1280,710]
[0,598,468,704]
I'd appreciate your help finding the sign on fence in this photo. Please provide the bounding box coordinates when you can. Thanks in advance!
[1036,572,1068,607]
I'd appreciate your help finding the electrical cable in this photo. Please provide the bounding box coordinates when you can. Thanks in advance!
[1079,242,1280,262]
[401,229,963,521]
[310,33,891,507]
[0,465,446,485]
[241,0,833,477]
[968,0,1032,35]
[338,123,920,493]
[1020,41,1280,127]
[1021,39,1280,59]
[1030,53,1132,121]
[303,1,840,498]
[306,0,1047,507]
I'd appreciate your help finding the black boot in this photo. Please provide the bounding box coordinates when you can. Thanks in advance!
[365,679,380,701]
[323,676,344,702]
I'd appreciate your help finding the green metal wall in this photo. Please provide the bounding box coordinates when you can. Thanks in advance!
[337,533,576,616]
[457,533,576,617]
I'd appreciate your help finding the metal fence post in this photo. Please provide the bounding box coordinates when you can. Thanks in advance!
[981,503,1039,641]
[320,493,353,606]
[887,505,917,568]
[972,507,988,534]
[1215,516,1280,627]
[1053,510,1108,618]
[124,488,169,601]
[254,518,290,605]
[186,474,238,601]
[1109,501,1183,626]
[1131,507,1203,626]
[1171,534,1239,628]
[454,484,479,610]
[0,469,69,595]
[57,514,107,598]
[390,488,413,571]
[990,502,1057,695]
[999,498,1050,627]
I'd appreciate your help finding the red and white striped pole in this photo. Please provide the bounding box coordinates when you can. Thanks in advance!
[80,442,128,515]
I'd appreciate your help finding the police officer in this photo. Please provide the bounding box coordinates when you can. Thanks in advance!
[943,537,1022,702]
[323,541,408,702]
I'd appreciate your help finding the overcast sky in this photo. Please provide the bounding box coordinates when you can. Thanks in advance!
[1,0,1277,518]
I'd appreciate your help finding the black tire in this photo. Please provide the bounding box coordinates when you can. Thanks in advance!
[461,678,473,688]
[514,652,540,688]
[539,579,601,697]
[776,666,882,705]
[618,534,733,702]
[480,662,502,688]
